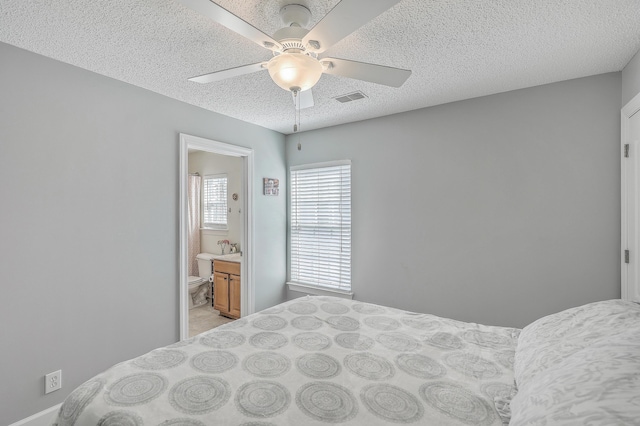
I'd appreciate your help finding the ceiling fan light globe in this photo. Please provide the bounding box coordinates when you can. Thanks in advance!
[267,53,323,92]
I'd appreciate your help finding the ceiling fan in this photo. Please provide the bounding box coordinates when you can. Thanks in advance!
[178,0,411,110]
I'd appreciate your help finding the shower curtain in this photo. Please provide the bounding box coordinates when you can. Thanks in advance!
[188,175,201,276]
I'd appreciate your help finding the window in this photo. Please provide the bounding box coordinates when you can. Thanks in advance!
[290,161,351,293]
[203,174,227,229]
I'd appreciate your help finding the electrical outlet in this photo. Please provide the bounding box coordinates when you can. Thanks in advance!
[45,370,62,394]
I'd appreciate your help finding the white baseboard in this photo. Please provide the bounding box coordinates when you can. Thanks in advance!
[8,404,61,426]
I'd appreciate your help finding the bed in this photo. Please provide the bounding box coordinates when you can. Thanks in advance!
[53,296,640,425]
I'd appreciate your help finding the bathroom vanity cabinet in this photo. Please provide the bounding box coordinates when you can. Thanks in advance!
[213,260,241,319]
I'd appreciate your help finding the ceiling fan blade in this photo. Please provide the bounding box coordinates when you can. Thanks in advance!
[188,62,267,84]
[321,58,411,87]
[178,0,281,51]
[302,0,402,53]
[292,89,314,109]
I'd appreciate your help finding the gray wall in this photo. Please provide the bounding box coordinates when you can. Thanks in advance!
[286,73,621,329]
[0,42,286,424]
[622,47,640,106]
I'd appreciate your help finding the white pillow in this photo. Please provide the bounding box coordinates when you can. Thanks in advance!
[509,328,640,425]
[513,299,640,387]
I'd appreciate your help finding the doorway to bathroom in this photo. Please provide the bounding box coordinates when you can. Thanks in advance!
[179,133,255,341]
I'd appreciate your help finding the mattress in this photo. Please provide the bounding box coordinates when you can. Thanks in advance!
[53,296,520,425]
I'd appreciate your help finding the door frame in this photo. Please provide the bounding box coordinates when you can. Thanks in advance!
[179,133,255,340]
[622,91,640,302]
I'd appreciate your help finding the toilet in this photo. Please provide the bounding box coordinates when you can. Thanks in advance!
[189,253,216,309]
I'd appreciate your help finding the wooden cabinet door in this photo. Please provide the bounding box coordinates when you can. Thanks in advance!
[213,271,229,313]
[229,274,241,318]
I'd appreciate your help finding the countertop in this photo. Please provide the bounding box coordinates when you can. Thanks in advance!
[210,253,242,263]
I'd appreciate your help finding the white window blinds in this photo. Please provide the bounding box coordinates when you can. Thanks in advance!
[290,161,351,292]
[203,175,227,228]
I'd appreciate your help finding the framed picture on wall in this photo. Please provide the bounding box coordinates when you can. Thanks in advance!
[263,178,279,196]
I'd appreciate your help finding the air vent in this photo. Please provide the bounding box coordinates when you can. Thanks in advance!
[333,91,367,103]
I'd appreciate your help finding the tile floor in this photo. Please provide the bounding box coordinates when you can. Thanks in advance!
[189,302,234,337]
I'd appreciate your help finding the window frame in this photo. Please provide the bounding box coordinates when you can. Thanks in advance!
[287,160,352,297]
[202,173,228,230]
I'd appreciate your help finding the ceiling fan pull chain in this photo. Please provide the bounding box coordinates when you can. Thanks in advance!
[295,89,302,150]
[293,89,299,133]
[293,90,297,132]
[297,92,301,133]
[297,92,300,133]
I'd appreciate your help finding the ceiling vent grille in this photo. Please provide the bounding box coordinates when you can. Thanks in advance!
[334,91,367,103]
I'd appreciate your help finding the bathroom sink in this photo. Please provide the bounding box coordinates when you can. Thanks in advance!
[214,253,242,262]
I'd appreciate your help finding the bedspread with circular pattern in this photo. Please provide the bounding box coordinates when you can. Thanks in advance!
[53,296,520,426]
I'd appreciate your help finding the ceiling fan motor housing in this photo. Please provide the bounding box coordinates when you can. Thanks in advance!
[273,26,309,52]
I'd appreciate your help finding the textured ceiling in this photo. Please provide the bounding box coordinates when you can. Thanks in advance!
[1,0,639,134]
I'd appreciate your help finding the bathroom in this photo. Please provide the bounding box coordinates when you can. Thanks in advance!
[187,149,243,337]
